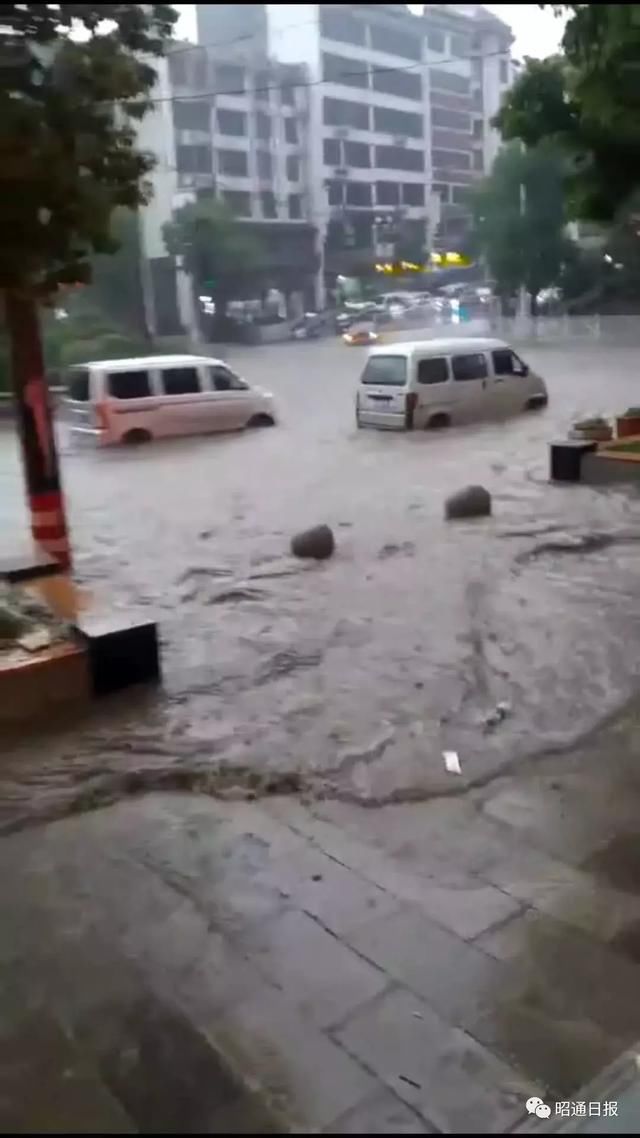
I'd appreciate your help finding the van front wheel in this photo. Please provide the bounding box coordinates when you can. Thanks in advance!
[122,428,152,445]
[427,413,451,430]
[248,413,275,428]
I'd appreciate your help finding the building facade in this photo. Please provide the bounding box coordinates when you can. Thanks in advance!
[139,4,514,332]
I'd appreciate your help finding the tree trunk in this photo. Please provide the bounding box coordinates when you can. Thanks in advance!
[4,290,72,570]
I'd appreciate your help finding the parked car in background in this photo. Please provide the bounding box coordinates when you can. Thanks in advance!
[64,354,276,445]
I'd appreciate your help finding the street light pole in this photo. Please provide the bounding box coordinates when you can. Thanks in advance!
[518,142,529,326]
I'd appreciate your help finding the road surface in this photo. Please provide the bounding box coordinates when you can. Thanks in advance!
[2,332,640,821]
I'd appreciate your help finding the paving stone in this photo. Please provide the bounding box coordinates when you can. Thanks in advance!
[468,994,625,1100]
[473,908,640,1045]
[345,904,510,1027]
[258,844,402,936]
[336,987,539,1133]
[327,1087,435,1133]
[0,1009,134,1133]
[264,797,521,939]
[208,984,376,1131]
[481,847,640,944]
[234,908,388,1029]
[480,786,611,865]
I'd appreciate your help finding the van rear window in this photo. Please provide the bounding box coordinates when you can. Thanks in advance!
[361,356,407,386]
[67,369,90,402]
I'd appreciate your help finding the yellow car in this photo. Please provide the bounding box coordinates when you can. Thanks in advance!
[342,325,380,346]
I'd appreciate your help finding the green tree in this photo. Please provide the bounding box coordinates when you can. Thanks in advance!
[83,208,147,337]
[162,196,265,339]
[495,5,640,223]
[471,142,574,310]
[0,3,176,498]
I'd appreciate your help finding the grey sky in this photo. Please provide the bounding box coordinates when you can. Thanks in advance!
[174,4,567,59]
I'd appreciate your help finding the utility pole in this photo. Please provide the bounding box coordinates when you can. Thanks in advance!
[518,142,529,327]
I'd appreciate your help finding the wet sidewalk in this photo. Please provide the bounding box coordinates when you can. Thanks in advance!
[2,702,640,1131]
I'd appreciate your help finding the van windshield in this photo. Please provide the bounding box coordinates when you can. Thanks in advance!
[361,356,407,386]
[67,368,90,402]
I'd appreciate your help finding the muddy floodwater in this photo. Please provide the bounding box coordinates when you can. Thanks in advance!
[2,334,640,823]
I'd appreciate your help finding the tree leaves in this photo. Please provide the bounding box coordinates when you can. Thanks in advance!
[0,3,176,296]
[496,5,640,222]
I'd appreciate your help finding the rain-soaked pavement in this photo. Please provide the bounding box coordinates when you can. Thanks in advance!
[2,331,640,820]
[4,330,640,1131]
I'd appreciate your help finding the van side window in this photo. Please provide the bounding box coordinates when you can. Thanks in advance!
[107,370,151,399]
[417,357,448,385]
[208,366,248,391]
[452,353,488,382]
[67,369,90,401]
[161,367,201,395]
[492,349,527,376]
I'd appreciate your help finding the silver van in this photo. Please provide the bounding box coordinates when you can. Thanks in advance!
[355,337,548,431]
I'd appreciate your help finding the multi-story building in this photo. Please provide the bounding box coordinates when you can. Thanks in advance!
[139,4,514,332]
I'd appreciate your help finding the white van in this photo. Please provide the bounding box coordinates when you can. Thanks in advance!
[355,337,548,431]
[64,354,276,445]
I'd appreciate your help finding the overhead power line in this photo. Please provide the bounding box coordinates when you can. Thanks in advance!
[139,44,509,106]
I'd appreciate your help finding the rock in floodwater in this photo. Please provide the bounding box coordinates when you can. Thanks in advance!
[290,524,335,560]
[445,485,492,521]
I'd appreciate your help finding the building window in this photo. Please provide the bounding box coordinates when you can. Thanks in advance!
[176,144,212,173]
[369,23,421,61]
[257,150,272,178]
[430,69,470,95]
[168,52,187,86]
[319,7,366,46]
[281,84,295,107]
[376,181,400,206]
[345,182,372,207]
[223,190,251,216]
[473,150,483,171]
[215,64,245,95]
[161,368,201,396]
[432,182,449,202]
[499,58,509,83]
[327,180,345,207]
[107,370,151,399]
[473,118,483,138]
[426,28,445,53]
[284,117,298,144]
[323,97,370,131]
[216,108,247,136]
[452,185,471,205]
[433,129,474,152]
[431,107,471,132]
[431,90,473,112]
[173,100,210,132]
[261,191,277,218]
[191,51,208,90]
[431,149,471,170]
[402,183,425,206]
[286,155,300,181]
[289,193,302,219]
[323,138,341,165]
[256,111,271,140]
[373,106,423,138]
[371,67,422,102]
[218,149,248,177]
[322,52,368,89]
[451,34,471,58]
[344,140,370,168]
[375,145,424,172]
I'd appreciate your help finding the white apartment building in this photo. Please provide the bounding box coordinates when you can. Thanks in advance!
[138,4,514,331]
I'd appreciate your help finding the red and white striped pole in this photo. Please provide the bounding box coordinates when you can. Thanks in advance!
[5,291,72,571]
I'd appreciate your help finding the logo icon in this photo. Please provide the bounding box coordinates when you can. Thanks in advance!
[526,1097,552,1119]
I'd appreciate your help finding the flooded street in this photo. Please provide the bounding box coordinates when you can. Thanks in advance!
[2,333,640,820]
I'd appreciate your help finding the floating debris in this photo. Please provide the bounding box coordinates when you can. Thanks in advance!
[443,750,462,775]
